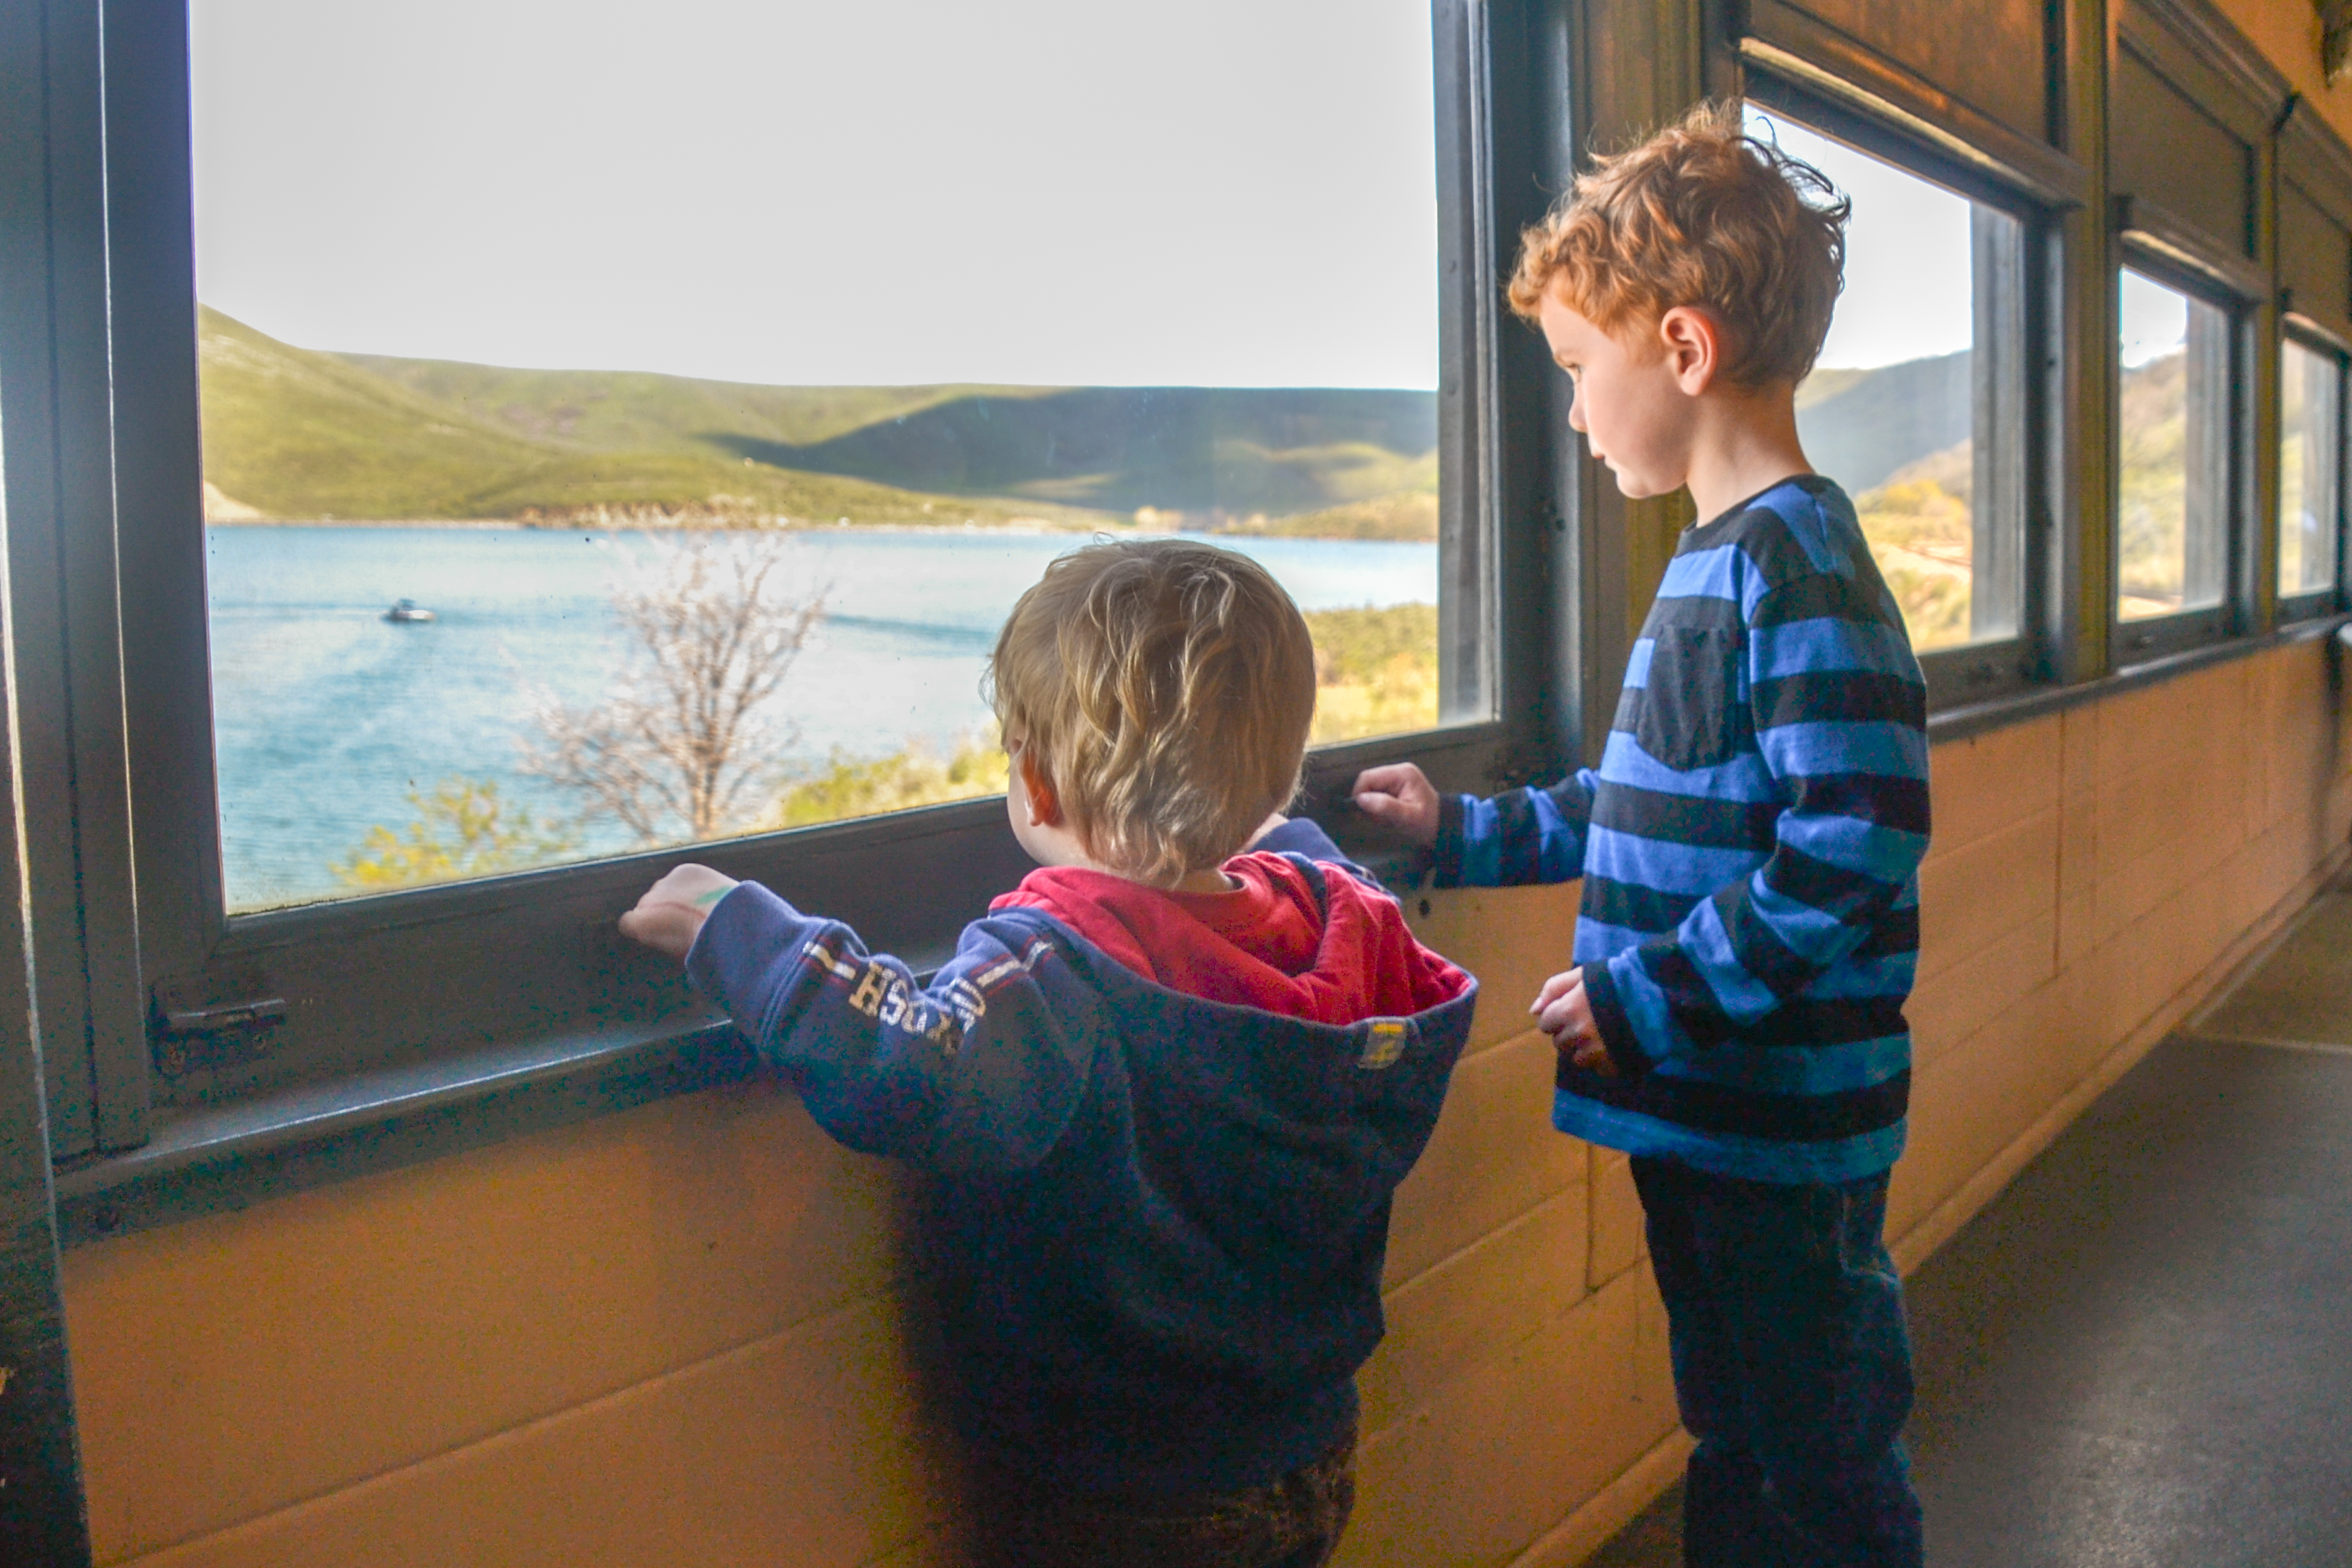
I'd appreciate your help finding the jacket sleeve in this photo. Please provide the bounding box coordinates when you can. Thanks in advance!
[686,882,1097,1171]
[1581,568,1931,1075]
[1431,772,1600,888]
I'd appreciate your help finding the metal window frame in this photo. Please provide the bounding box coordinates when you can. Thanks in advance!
[53,0,1562,1144]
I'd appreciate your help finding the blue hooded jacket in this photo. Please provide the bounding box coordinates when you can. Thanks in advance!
[685,819,1478,1496]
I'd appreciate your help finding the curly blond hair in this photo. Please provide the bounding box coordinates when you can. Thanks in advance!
[986,539,1316,885]
[1507,101,1850,386]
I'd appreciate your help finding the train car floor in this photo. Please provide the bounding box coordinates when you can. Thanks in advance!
[1583,890,2352,1567]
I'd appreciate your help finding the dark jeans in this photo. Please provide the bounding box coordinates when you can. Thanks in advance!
[974,1429,1356,1568]
[1632,1156,1925,1568]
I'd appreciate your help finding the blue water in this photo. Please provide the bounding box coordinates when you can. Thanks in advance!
[207,526,1437,910]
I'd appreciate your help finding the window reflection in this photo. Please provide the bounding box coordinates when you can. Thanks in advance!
[2278,336,2342,602]
[1751,110,2024,653]
[2117,268,2230,622]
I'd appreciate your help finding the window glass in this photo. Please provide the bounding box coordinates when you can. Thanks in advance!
[1748,109,2026,653]
[2278,336,2342,602]
[2117,268,2230,622]
[192,0,1449,912]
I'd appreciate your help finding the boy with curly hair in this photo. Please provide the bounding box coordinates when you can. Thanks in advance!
[1354,103,1929,1566]
[622,539,1477,1568]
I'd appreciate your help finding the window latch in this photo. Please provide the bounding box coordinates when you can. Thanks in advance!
[151,972,288,1079]
[158,995,286,1034]
[153,968,287,1041]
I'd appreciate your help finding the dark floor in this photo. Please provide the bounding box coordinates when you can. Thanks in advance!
[1585,894,2352,1568]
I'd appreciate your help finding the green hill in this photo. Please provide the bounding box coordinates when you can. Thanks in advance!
[199,305,563,519]
[198,307,1440,537]
[339,349,1441,523]
[197,308,1103,526]
[736,387,1437,521]
[1796,350,1973,493]
[335,351,1050,454]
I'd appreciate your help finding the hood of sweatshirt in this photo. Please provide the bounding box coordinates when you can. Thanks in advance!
[989,849,1469,1025]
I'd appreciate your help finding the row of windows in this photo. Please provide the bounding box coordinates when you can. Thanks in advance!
[7,0,2348,1176]
[176,51,2352,923]
[1768,110,2350,678]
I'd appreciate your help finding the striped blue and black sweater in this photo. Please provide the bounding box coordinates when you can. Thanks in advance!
[1436,474,1930,1183]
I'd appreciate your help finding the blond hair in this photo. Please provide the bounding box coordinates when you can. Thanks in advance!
[986,540,1316,885]
[1507,101,1850,386]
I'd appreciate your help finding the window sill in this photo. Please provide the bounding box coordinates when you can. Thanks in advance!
[53,1013,755,1247]
[1926,612,2352,744]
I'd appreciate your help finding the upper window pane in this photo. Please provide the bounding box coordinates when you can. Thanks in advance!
[2117,268,2230,623]
[2279,336,2342,603]
[1751,109,2026,653]
[192,0,1449,913]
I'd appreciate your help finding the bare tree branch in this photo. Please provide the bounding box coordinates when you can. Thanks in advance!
[521,531,826,843]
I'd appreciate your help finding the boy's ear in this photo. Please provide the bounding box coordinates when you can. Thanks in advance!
[1656,305,1723,395]
[1018,750,1062,828]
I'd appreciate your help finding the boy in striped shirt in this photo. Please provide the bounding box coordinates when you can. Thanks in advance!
[1354,104,1929,1566]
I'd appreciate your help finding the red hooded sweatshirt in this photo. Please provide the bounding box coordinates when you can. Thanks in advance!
[990,849,1466,1025]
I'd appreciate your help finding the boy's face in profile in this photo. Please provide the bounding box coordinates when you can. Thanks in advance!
[1537,283,1699,502]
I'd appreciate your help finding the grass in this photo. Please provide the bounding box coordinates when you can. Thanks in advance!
[767,734,1011,828]
[1307,602,1440,741]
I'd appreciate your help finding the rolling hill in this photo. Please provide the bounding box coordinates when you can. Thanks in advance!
[197,307,1102,526]
[1796,350,1973,493]
[195,307,1440,537]
[727,387,1439,518]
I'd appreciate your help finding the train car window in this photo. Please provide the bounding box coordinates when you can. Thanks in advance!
[2116,268,2231,626]
[2278,335,2344,612]
[191,0,1451,913]
[1746,108,2028,655]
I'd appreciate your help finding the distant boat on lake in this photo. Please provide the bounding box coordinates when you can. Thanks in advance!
[383,598,436,623]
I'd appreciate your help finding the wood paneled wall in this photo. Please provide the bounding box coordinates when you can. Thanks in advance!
[58,634,2352,1568]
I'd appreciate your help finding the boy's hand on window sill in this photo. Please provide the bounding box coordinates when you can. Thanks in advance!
[1350,763,1440,846]
[619,863,741,961]
[1533,966,1617,1078]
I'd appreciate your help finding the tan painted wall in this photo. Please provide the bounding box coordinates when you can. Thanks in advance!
[58,638,2352,1567]
[2210,0,2352,149]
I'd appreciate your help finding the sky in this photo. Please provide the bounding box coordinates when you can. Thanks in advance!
[2119,268,2193,367]
[190,0,1440,389]
[1747,109,1979,373]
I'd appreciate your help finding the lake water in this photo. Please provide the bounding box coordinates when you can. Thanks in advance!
[209,526,1438,910]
